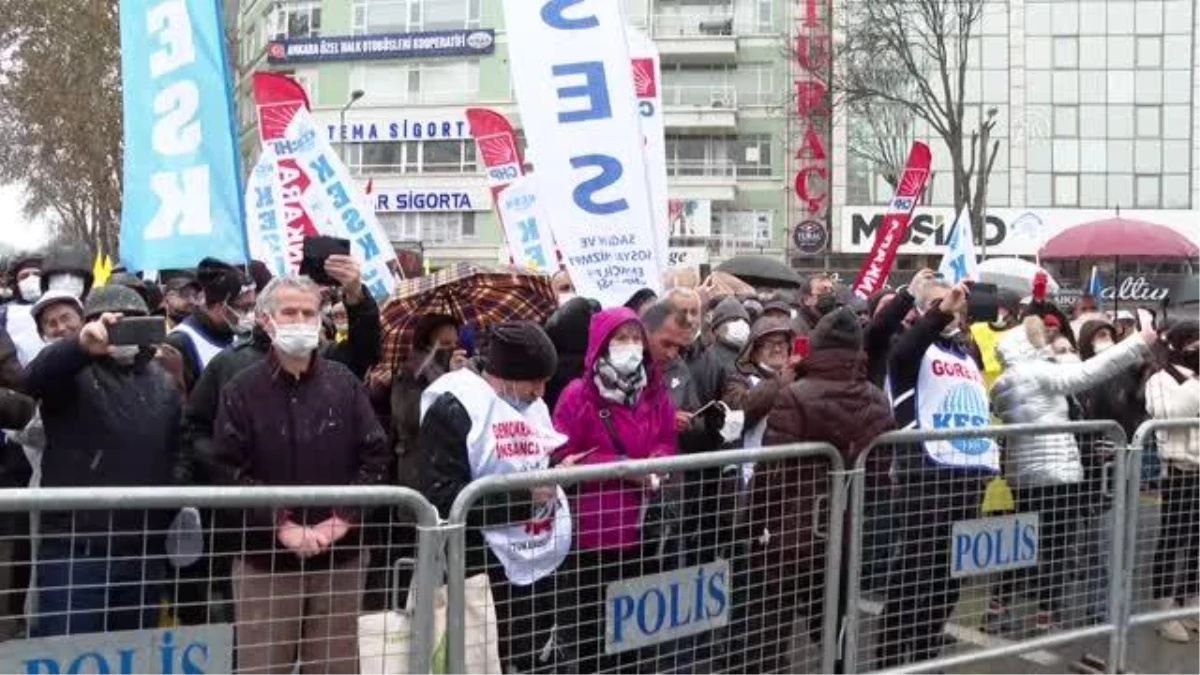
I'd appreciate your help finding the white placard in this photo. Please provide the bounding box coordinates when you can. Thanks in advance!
[605,560,730,654]
[950,514,1040,578]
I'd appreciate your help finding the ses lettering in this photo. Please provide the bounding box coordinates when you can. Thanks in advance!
[144,0,210,241]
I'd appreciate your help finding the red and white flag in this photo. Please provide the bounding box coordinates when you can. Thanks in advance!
[851,142,932,299]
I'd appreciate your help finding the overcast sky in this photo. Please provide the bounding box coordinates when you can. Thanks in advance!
[0,182,49,251]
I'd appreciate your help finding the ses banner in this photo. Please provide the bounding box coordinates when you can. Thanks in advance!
[0,625,233,673]
[497,175,558,273]
[118,0,247,272]
[267,29,495,64]
[502,0,662,307]
[851,142,931,299]
[628,28,669,276]
[252,72,399,299]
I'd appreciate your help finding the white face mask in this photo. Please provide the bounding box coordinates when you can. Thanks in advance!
[271,319,320,358]
[557,293,576,307]
[723,320,750,347]
[17,275,42,303]
[608,342,644,375]
[235,312,256,335]
[110,345,140,365]
[48,274,86,299]
[1092,339,1113,353]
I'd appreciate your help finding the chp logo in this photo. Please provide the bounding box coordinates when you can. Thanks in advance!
[632,58,657,117]
[791,219,828,254]
[477,133,522,185]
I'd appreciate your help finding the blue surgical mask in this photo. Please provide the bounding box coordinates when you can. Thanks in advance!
[500,392,535,413]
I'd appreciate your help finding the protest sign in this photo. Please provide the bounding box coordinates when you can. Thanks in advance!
[502,0,661,307]
[497,175,558,273]
[244,147,291,278]
[118,0,247,271]
[938,207,980,284]
[851,142,931,299]
[627,27,669,276]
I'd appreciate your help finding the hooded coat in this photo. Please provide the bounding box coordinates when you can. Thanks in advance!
[691,297,751,403]
[722,317,794,432]
[543,297,598,412]
[552,307,676,551]
[991,317,1150,486]
[1076,319,1149,438]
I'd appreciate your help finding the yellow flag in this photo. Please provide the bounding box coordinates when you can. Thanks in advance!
[92,250,111,286]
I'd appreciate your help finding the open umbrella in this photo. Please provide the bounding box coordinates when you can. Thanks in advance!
[715,255,804,288]
[698,270,755,299]
[977,257,1059,295]
[1039,216,1199,259]
[381,262,557,368]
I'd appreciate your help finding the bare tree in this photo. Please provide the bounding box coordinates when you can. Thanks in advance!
[836,0,1000,243]
[0,0,122,257]
[847,99,914,191]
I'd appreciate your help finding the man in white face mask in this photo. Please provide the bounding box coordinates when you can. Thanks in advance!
[691,296,751,404]
[2,252,47,368]
[211,275,390,673]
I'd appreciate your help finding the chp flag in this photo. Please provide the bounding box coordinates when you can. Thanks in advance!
[251,72,400,299]
[628,28,669,277]
[466,108,535,267]
[851,142,932,299]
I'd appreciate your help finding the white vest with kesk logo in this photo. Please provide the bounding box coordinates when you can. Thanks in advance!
[915,343,999,472]
[170,321,226,373]
[420,369,571,586]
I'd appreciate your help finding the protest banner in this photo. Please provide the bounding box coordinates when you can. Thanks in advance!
[627,27,669,276]
[851,141,931,299]
[244,147,291,278]
[502,0,661,307]
[118,0,247,271]
[497,175,558,273]
[937,207,980,284]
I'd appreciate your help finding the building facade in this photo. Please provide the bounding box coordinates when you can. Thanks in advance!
[236,0,798,271]
[830,0,1199,295]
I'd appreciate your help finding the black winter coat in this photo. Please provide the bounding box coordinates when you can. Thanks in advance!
[24,339,181,539]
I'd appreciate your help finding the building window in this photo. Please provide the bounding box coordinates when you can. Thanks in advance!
[712,209,773,249]
[344,140,476,175]
[351,62,479,104]
[272,1,321,39]
[353,0,481,34]
[663,134,774,178]
[379,212,477,244]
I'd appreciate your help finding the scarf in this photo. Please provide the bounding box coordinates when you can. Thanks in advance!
[593,357,647,406]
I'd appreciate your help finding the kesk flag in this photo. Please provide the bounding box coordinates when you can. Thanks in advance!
[851,142,931,299]
[937,207,979,284]
[118,0,247,271]
[267,107,399,301]
[627,28,669,277]
[244,147,291,278]
[502,0,661,307]
[497,175,558,273]
[252,72,399,300]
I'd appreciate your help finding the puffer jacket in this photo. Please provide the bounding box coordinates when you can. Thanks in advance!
[991,318,1150,486]
[1145,366,1199,470]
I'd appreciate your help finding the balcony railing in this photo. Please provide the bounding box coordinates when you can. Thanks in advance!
[646,13,775,37]
[661,84,737,108]
[665,159,774,179]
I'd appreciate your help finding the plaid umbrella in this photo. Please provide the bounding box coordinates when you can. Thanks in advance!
[380,262,557,369]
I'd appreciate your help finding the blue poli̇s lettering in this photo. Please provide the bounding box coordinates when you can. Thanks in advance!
[68,653,109,675]
[668,581,691,629]
[1021,523,1038,561]
[553,62,613,123]
[160,630,175,674]
[638,588,667,636]
[611,594,635,644]
[992,526,1010,566]
[181,643,209,675]
[540,0,599,29]
[117,649,136,674]
[706,569,728,619]
[571,155,628,215]
[971,532,993,570]
[693,567,706,622]
[954,533,970,572]
[22,659,59,674]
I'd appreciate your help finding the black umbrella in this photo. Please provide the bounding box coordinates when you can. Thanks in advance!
[715,255,804,289]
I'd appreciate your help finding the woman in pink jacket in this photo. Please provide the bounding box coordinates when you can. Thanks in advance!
[553,306,677,672]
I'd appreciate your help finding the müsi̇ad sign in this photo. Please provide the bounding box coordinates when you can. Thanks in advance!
[841,207,1200,256]
[791,0,832,250]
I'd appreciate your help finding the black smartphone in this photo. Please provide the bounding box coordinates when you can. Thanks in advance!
[300,236,352,286]
[966,281,1000,324]
[107,316,167,346]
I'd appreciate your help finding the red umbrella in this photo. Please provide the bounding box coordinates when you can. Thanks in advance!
[1039,216,1199,259]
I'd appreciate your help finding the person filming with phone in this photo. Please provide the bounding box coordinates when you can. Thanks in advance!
[23,285,182,637]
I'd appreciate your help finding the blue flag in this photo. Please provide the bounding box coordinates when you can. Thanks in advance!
[1087,265,1103,296]
[937,207,979,284]
[118,0,247,271]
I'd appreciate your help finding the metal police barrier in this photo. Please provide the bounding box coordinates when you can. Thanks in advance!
[443,443,846,674]
[0,486,440,674]
[842,421,1128,674]
[1117,418,1200,671]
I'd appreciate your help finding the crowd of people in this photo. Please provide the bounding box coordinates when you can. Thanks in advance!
[0,244,1196,673]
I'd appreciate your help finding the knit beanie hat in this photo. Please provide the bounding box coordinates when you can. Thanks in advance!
[196,257,245,306]
[810,307,863,352]
[485,321,558,381]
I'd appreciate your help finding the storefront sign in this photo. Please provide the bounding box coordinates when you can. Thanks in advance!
[790,0,832,250]
[267,29,495,64]
[842,207,1200,256]
[668,246,710,269]
[1055,276,1174,305]
[792,219,828,254]
[320,117,470,143]
[0,625,233,673]
[375,188,486,212]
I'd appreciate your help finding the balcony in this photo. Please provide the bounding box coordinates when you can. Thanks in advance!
[661,84,738,130]
[650,13,737,64]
